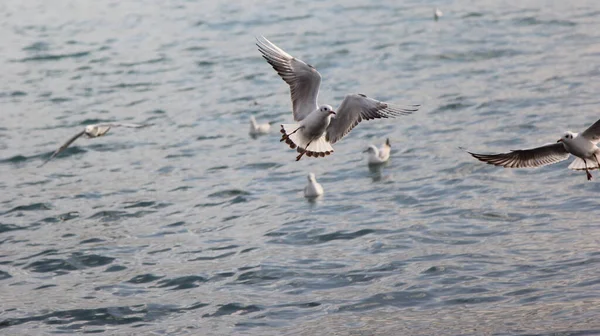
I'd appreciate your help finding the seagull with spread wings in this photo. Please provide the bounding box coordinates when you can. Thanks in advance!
[256,36,419,161]
[467,118,600,180]
[39,123,151,167]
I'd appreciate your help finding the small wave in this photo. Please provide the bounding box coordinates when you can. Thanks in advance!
[0,270,11,280]
[514,16,577,27]
[18,51,91,62]
[208,189,251,198]
[118,57,167,67]
[0,302,207,330]
[338,290,434,312]
[155,275,208,290]
[268,229,376,246]
[127,273,165,284]
[462,12,484,18]
[0,91,27,98]
[4,203,51,214]
[202,303,261,318]
[0,155,30,165]
[22,41,50,51]
[189,251,236,261]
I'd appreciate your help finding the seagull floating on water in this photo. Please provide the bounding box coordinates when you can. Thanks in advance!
[467,118,600,181]
[256,36,419,161]
[249,115,271,136]
[434,8,443,20]
[304,173,324,198]
[39,123,151,167]
[364,138,391,165]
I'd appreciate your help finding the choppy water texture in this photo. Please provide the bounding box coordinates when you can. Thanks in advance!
[2,0,600,335]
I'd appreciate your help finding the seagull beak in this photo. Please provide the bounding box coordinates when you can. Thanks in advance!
[557,139,563,143]
[362,149,369,153]
[330,111,336,115]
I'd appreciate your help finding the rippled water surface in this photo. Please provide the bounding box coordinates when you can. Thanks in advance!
[2,0,600,335]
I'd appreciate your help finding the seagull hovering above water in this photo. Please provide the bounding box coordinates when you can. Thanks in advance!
[39,123,151,167]
[364,138,391,165]
[256,36,419,161]
[467,118,600,180]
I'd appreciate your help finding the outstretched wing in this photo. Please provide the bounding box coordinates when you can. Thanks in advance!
[467,143,570,168]
[256,36,321,121]
[581,118,600,144]
[38,130,86,167]
[100,123,152,129]
[326,94,419,144]
[95,123,152,136]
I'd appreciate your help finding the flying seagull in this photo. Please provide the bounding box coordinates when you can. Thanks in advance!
[249,115,271,136]
[467,118,600,180]
[364,138,391,165]
[304,172,324,198]
[39,123,151,167]
[256,36,419,161]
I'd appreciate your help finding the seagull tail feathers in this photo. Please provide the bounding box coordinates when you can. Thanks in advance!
[568,157,600,170]
[280,124,333,159]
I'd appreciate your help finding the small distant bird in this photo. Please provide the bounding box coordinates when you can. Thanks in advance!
[467,118,600,181]
[434,8,443,20]
[249,115,271,136]
[256,36,419,161]
[364,138,391,164]
[39,123,151,167]
[304,173,324,198]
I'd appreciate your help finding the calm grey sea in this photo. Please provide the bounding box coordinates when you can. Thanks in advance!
[2,0,600,335]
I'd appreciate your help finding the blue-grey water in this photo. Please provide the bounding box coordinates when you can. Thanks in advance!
[2,0,600,335]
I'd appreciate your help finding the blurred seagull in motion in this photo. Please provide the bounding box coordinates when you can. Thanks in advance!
[434,8,443,20]
[304,173,324,198]
[249,115,271,136]
[39,123,151,167]
[364,138,391,165]
[256,36,419,161]
[467,118,600,181]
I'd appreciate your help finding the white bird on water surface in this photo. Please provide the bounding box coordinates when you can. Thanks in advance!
[467,118,600,181]
[39,123,151,167]
[304,173,324,198]
[249,115,271,136]
[256,36,419,161]
[364,138,391,165]
[434,8,443,20]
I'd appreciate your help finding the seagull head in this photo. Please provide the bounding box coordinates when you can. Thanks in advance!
[319,105,336,116]
[307,172,317,182]
[557,131,575,143]
[363,145,378,154]
[84,125,98,137]
[85,124,111,138]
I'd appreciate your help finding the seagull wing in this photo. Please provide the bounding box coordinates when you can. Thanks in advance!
[38,130,86,167]
[467,143,570,168]
[326,94,419,144]
[580,118,600,144]
[99,123,152,128]
[256,36,321,121]
[95,123,152,136]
